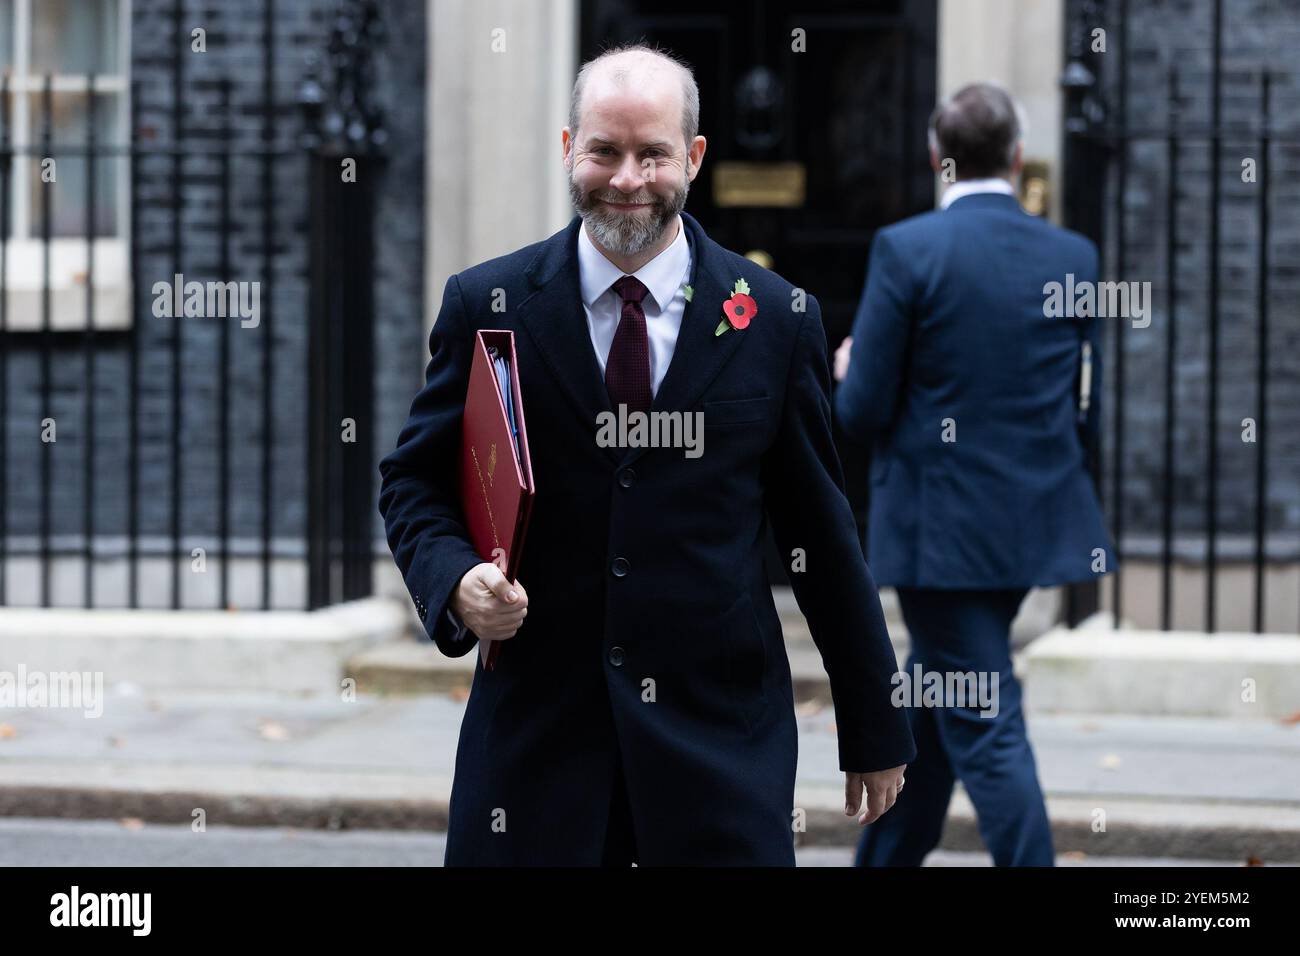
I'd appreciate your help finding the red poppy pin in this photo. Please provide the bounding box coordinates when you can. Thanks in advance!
[715,278,757,336]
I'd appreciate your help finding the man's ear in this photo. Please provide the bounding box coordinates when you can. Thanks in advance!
[1009,140,1025,177]
[928,143,941,174]
[686,135,707,182]
[562,127,574,165]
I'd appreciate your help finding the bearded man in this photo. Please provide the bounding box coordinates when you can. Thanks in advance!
[378,44,912,866]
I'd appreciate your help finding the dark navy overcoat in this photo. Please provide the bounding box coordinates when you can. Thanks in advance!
[379,211,914,865]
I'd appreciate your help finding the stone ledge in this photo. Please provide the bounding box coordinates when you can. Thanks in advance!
[1024,615,1300,720]
[0,597,406,695]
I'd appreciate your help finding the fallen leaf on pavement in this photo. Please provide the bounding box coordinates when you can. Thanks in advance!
[258,719,290,741]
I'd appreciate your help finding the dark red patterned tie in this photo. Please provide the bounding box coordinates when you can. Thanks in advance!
[606,275,653,414]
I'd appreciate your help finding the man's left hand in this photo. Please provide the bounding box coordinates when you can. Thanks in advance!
[844,764,907,825]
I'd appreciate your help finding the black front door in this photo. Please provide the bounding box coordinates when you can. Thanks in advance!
[580,0,939,572]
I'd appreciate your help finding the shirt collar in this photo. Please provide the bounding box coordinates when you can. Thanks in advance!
[578,215,691,311]
[940,177,1016,210]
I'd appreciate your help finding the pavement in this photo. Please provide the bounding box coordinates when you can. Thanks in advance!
[0,818,1258,867]
[1,680,1298,864]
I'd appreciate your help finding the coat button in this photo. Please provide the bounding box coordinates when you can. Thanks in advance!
[609,646,625,667]
[611,556,630,577]
[618,468,635,488]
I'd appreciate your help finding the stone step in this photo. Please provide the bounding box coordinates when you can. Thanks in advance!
[351,587,1063,701]
[2,757,1293,861]
[347,638,477,695]
[1025,614,1300,720]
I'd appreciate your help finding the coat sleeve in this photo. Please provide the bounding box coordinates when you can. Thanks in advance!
[833,230,912,444]
[377,274,485,658]
[762,298,916,773]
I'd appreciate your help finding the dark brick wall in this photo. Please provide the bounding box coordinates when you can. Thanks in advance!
[1,1,424,566]
[1095,0,1300,556]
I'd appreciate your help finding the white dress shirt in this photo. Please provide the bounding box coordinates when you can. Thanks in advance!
[577,214,693,398]
[940,177,1016,210]
[444,216,693,643]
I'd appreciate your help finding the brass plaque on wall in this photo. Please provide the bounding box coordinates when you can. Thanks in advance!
[713,162,806,208]
[1019,159,1051,218]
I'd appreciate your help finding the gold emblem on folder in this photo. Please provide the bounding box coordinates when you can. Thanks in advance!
[486,442,497,486]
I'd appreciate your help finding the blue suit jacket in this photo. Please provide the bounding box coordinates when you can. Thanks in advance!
[378,211,915,865]
[834,192,1113,589]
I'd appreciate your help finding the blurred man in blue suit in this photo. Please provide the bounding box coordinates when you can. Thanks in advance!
[833,83,1114,867]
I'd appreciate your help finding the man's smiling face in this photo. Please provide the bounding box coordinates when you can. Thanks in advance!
[563,59,705,258]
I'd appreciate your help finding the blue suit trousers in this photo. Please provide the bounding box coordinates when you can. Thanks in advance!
[855,588,1054,867]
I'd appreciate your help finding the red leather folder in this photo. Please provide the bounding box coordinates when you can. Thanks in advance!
[459,330,535,670]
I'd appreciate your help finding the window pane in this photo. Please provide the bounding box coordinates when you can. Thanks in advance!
[25,89,121,143]
[0,1,13,71]
[25,92,121,237]
[32,0,120,75]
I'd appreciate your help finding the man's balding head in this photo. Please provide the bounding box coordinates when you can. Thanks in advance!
[569,44,700,151]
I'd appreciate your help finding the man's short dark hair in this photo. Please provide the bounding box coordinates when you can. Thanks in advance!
[928,83,1022,179]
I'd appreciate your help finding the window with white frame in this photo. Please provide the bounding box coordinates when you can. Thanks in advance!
[0,0,130,330]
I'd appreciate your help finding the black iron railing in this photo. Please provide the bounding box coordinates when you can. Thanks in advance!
[0,0,383,612]
[1062,0,1300,633]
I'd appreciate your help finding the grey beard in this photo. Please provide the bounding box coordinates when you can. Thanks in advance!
[569,174,689,257]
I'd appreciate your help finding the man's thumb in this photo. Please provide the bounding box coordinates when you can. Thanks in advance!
[480,563,518,603]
